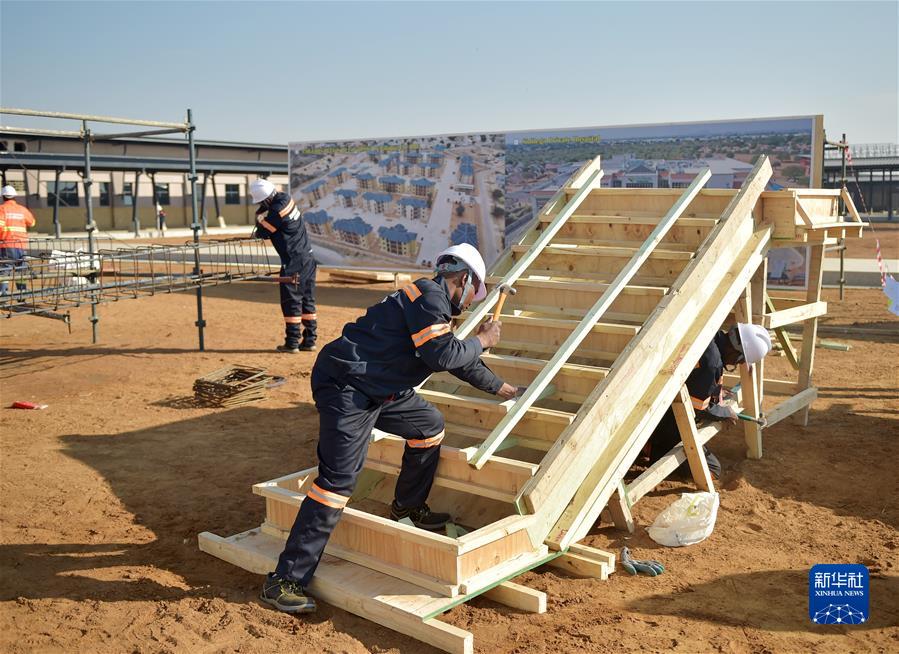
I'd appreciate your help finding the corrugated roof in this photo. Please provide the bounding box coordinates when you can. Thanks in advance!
[410,177,435,187]
[398,196,428,208]
[451,222,478,247]
[362,191,392,202]
[304,210,331,224]
[302,180,327,193]
[333,216,372,235]
[378,224,418,244]
[334,189,357,197]
[379,175,406,185]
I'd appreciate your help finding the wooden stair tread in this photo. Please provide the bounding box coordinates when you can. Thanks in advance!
[486,275,668,296]
[417,389,576,425]
[479,352,609,379]
[539,213,718,227]
[511,243,693,261]
[462,312,640,336]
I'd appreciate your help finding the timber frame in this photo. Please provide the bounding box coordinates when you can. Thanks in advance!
[199,155,863,652]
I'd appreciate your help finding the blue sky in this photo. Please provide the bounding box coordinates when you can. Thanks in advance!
[1,1,896,145]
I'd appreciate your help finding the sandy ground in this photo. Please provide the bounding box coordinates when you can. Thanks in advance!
[1,278,897,654]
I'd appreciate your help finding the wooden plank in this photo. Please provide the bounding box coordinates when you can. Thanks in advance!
[763,301,827,329]
[671,387,714,492]
[766,295,800,370]
[365,435,536,504]
[543,552,608,579]
[453,159,604,341]
[733,284,762,459]
[794,244,825,426]
[795,202,815,227]
[545,214,718,228]
[481,581,546,613]
[469,170,712,469]
[511,243,694,261]
[417,389,575,426]
[767,387,818,428]
[607,481,635,533]
[199,530,474,654]
[567,543,615,569]
[530,157,773,550]
[722,374,798,395]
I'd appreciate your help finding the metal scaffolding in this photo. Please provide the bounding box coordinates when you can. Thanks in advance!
[0,107,246,349]
[1,238,279,324]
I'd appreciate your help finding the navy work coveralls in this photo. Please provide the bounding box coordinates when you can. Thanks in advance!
[648,331,729,464]
[254,192,317,347]
[274,276,503,587]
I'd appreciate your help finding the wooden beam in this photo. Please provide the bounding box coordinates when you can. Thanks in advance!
[794,244,825,426]
[607,480,635,533]
[766,295,800,370]
[543,552,608,579]
[482,581,546,614]
[671,387,714,492]
[766,387,818,428]
[417,389,575,426]
[763,301,827,329]
[453,158,603,341]
[733,284,762,459]
[365,435,536,504]
[722,374,798,395]
[199,530,475,654]
[468,169,711,469]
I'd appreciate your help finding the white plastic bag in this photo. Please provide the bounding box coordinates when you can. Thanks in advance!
[647,491,720,547]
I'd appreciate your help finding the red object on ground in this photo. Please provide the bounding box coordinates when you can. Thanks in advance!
[11,401,48,410]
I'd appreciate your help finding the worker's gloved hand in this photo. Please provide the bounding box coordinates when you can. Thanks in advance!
[476,320,502,349]
[620,546,664,576]
[702,403,737,424]
[496,383,518,400]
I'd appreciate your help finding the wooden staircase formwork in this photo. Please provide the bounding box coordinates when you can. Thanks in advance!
[199,155,863,653]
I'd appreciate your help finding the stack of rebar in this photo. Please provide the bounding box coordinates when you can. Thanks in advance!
[193,365,275,407]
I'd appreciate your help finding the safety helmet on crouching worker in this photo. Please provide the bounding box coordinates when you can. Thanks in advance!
[729,323,772,365]
[249,179,276,204]
[434,243,487,302]
[1,185,17,198]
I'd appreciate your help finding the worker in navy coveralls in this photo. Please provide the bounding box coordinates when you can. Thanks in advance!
[645,323,772,479]
[260,243,518,614]
[249,178,317,352]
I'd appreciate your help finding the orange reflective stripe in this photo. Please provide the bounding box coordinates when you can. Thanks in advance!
[691,395,710,411]
[301,313,317,320]
[257,217,277,233]
[402,283,422,302]
[407,430,445,448]
[278,200,296,217]
[306,483,349,509]
[284,316,303,324]
[411,323,451,347]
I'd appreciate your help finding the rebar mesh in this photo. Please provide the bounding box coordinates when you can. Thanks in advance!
[2,238,280,319]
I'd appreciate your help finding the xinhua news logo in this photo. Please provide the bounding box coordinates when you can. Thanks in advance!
[809,564,869,624]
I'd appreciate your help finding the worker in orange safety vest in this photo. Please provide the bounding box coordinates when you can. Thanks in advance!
[0,185,36,294]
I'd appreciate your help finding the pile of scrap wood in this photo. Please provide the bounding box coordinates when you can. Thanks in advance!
[193,365,278,407]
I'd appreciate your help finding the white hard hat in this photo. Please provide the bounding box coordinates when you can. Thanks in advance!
[435,243,487,301]
[249,178,276,204]
[1,185,16,198]
[736,323,772,365]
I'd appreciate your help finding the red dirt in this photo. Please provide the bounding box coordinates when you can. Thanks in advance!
[1,279,897,653]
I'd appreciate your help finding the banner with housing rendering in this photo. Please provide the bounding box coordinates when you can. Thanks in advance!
[289,115,822,275]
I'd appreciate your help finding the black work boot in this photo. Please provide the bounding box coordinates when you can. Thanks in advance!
[297,340,317,352]
[260,573,316,614]
[390,500,450,531]
[276,344,300,354]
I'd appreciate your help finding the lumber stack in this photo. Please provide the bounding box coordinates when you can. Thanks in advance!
[193,365,274,407]
[200,155,862,653]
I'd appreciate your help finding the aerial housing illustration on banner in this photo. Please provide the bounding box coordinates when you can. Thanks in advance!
[288,134,506,270]
[289,115,822,283]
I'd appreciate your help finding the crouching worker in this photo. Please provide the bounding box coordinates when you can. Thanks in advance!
[646,323,772,479]
[261,243,518,614]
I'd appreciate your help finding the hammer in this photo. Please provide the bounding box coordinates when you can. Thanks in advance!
[491,284,517,321]
[737,412,768,428]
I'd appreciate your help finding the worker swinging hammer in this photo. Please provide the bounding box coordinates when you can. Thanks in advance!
[261,243,518,615]
[250,179,317,353]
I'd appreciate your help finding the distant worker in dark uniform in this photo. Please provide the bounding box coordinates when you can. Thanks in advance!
[250,179,317,352]
[260,243,518,614]
[646,323,772,478]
